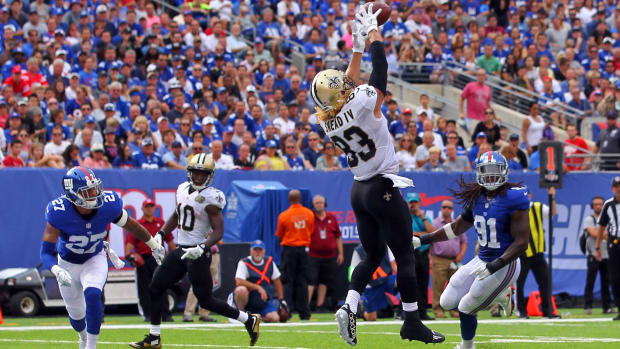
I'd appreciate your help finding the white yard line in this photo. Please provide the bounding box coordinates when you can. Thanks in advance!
[0,316,612,332]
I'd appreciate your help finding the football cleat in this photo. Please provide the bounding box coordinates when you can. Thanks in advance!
[244,312,261,346]
[129,333,162,348]
[400,311,445,344]
[496,287,513,317]
[335,304,357,346]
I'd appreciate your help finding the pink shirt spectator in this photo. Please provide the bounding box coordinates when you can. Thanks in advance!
[83,157,109,169]
[146,15,161,29]
[461,81,491,121]
[430,216,467,259]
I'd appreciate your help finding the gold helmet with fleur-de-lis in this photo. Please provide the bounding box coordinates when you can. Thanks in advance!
[310,69,356,112]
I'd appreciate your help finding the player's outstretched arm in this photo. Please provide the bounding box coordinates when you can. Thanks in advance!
[414,215,473,248]
[345,21,364,85]
[123,217,155,243]
[204,205,224,249]
[40,223,60,271]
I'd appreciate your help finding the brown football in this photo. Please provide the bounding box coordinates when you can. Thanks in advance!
[277,304,290,323]
[363,1,391,26]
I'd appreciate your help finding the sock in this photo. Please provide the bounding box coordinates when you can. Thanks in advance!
[461,339,475,349]
[78,329,87,343]
[237,311,249,323]
[459,312,477,341]
[150,324,161,336]
[86,333,98,349]
[69,317,86,332]
[402,302,418,312]
[345,290,361,313]
[84,288,103,336]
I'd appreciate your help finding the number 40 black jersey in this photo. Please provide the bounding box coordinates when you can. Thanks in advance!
[175,182,226,245]
[319,84,399,181]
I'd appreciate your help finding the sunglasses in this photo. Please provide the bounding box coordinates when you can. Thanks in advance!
[309,138,318,141]
[181,123,190,126]
[325,146,335,150]
[19,133,27,137]
[485,111,494,114]
[52,133,62,136]
[448,136,458,139]
[441,206,453,209]
[286,146,295,149]
[304,127,312,131]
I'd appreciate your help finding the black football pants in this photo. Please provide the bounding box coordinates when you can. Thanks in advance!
[516,254,551,316]
[136,255,170,319]
[149,247,239,326]
[349,175,420,306]
[281,246,311,319]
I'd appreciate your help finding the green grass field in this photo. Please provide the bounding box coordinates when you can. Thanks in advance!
[1,309,619,349]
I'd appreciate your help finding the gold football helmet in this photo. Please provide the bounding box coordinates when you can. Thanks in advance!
[310,69,356,112]
[187,153,215,190]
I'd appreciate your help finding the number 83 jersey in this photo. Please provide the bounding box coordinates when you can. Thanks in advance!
[45,192,123,264]
[319,84,399,181]
[462,186,530,262]
[175,182,226,245]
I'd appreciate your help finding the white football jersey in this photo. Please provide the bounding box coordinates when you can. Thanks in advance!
[175,182,226,245]
[319,84,399,181]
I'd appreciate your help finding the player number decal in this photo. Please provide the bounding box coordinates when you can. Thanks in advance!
[177,204,195,231]
[65,231,107,254]
[103,193,115,202]
[474,215,500,248]
[51,199,65,211]
[331,126,376,168]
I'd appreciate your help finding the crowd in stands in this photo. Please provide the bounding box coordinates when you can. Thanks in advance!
[0,0,614,171]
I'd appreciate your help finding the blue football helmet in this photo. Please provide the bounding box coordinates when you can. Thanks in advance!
[62,167,104,209]
[475,151,508,191]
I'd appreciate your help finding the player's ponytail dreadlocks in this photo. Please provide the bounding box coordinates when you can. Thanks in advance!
[450,176,522,209]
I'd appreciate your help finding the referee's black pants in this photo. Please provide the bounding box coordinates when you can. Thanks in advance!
[149,247,239,326]
[349,176,420,307]
[608,243,620,308]
[136,255,170,319]
[281,246,310,319]
[516,254,552,316]
[584,256,611,310]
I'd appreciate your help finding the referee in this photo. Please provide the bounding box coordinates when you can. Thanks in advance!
[595,177,620,321]
[515,187,557,319]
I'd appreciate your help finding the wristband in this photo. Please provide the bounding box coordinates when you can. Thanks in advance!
[486,257,507,274]
[145,237,159,250]
[157,230,166,239]
[443,223,456,240]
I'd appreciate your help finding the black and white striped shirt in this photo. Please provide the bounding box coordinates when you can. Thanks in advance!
[597,198,620,238]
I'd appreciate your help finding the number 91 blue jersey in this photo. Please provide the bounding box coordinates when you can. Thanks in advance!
[45,191,123,264]
[462,186,530,262]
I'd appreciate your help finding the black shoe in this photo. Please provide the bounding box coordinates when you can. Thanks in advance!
[400,311,445,344]
[162,315,174,322]
[129,333,161,348]
[545,314,560,319]
[244,312,260,346]
[335,304,357,346]
[613,314,620,321]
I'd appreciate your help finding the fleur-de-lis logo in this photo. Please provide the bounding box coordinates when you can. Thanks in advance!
[327,76,341,89]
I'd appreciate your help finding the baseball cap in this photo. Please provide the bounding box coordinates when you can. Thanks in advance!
[327,9,336,15]
[254,37,263,44]
[132,127,142,134]
[604,37,614,44]
[17,99,27,106]
[90,143,104,152]
[417,109,427,116]
[54,28,65,36]
[96,4,108,13]
[476,132,488,139]
[69,72,79,79]
[80,11,89,17]
[104,103,115,112]
[266,140,277,148]
[171,141,182,148]
[142,199,155,207]
[223,126,234,134]
[509,133,519,140]
[312,55,323,62]
[12,47,24,54]
[613,177,620,186]
[216,86,227,94]
[402,108,413,115]
[169,81,182,89]
[11,65,21,73]
[55,49,67,57]
[183,103,193,110]
[0,98,6,106]
[607,111,618,119]
[103,127,116,135]
[85,115,96,123]
[8,113,19,119]
[141,138,154,146]
[246,85,257,93]
[406,192,420,203]
[157,116,168,124]
[202,116,215,125]
[251,240,266,250]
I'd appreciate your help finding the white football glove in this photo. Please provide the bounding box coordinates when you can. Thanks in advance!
[470,264,491,280]
[412,236,421,249]
[181,245,204,260]
[154,232,163,245]
[352,20,366,53]
[355,3,381,36]
[51,265,72,287]
[103,241,125,269]
[146,237,165,265]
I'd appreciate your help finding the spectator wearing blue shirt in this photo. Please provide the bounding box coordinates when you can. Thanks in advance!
[79,56,98,88]
[221,126,239,160]
[382,11,409,41]
[256,8,281,43]
[162,141,188,169]
[304,28,328,63]
[303,131,322,168]
[468,132,490,165]
[273,63,291,93]
[600,37,615,62]
[567,84,593,131]
[389,108,413,140]
[283,139,307,170]
[256,123,280,154]
[132,138,164,169]
[423,44,448,82]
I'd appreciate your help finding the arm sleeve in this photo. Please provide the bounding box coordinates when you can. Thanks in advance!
[40,240,58,271]
[350,250,361,270]
[368,41,388,95]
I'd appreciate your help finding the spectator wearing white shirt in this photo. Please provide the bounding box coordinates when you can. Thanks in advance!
[415,94,434,121]
[415,131,436,168]
[226,23,249,55]
[396,134,417,171]
[210,140,235,169]
[273,104,295,136]
[277,0,300,17]
[405,9,431,46]
[44,125,71,156]
[418,120,444,149]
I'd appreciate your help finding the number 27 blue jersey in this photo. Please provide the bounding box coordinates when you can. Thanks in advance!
[462,186,530,262]
[45,191,123,264]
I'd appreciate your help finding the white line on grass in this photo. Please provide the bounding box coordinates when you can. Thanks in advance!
[0,317,612,332]
[0,338,328,349]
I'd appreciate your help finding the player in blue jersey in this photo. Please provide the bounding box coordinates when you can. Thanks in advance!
[40,167,166,349]
[413,151,531,349]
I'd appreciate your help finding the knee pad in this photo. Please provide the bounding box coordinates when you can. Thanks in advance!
[84,287,103,335]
